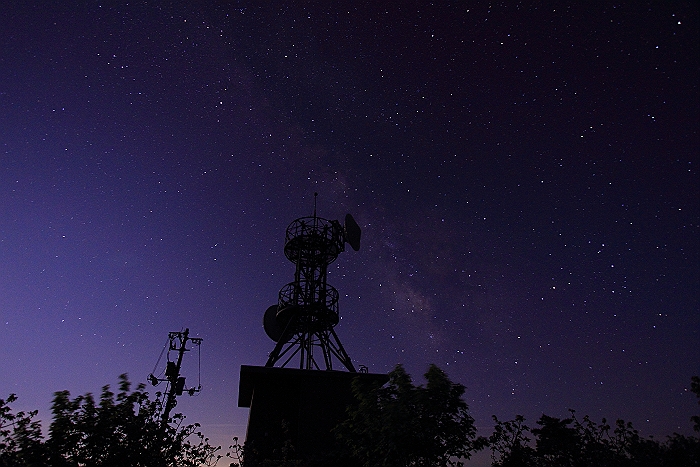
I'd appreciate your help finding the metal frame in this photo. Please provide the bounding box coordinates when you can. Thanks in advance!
[265,214,356,372]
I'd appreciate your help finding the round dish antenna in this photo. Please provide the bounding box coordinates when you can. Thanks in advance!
[263,305,285,343]
[344,213,361,251]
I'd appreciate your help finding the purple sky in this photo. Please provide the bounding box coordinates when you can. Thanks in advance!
[1,2,698,464]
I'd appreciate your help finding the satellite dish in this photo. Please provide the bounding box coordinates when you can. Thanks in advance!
[276,304,300,327]
[344,213,361,251]
[263,305,284,342]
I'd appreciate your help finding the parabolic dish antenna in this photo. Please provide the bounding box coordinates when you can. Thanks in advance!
[344,213,361,251]
[263,305,284,342]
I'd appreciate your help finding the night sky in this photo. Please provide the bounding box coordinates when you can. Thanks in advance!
[1,2,698,464]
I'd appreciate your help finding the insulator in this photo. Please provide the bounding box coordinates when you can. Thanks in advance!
[148,374,159,386]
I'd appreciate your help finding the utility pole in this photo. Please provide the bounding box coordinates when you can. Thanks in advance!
[148,328,202,429]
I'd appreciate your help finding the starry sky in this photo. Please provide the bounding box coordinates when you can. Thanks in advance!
[0,1,698,464]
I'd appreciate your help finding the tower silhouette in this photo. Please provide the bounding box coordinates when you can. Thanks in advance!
[237,196,387,465]
[263,194,360,371]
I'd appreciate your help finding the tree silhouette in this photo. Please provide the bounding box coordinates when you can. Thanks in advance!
[487,390,700,467]
[335,364,484,467]
[6,372,699,467]
[488,414,535,467]
[227,433,304,467]
[0,393,45,466]
[531,414,580,466]
[1,374,220,467]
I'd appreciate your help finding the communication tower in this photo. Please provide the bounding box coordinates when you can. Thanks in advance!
[238,197,387,464]
[263,193,361,371]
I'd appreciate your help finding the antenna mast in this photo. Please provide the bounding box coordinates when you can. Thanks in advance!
[262,197,361,371]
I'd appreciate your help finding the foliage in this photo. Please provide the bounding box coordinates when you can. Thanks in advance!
[335,364,485,467]
[227,435,304,467]
[6,370,699,467]
[489,409,700,467]
[1,374,221,467]
[488,414,535,467]
[0,393,46,466]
